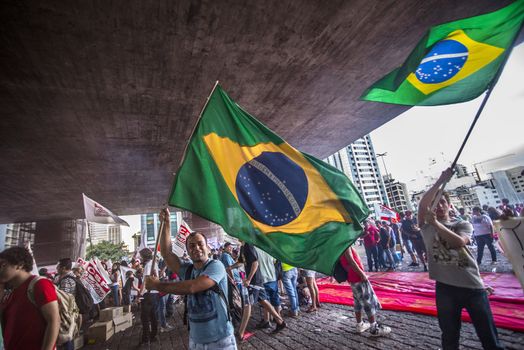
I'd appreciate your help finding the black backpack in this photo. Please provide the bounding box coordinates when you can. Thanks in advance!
[183,260,241,329]
[63,275,94,315]
[332,260,348,283]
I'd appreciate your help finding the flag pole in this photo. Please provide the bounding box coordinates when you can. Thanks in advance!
[153,81,221,272]
[148,219,164,277]
[430,24,524,211]
[174,80,220,175]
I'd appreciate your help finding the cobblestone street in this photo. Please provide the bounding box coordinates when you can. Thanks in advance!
[87,244,523,349]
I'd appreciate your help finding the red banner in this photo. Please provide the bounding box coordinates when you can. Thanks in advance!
[318,272,524,332]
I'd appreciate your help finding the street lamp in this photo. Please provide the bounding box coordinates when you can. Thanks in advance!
[376,152,391,183]
[376,152,393,208]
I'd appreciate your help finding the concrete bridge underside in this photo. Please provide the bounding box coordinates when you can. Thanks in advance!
[0,1,511,223]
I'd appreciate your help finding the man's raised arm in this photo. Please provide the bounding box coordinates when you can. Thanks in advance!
[418,167,453,226]
[159,208,182,275]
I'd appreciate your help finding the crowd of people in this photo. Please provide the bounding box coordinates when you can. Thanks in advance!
[361,196,524,275]
[1,171,522,349]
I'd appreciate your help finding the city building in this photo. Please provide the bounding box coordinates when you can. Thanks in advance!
[88,222,122,245]
[492,165,524,204]
[140,211,181,249]
[0,222,36,251]
[384,175,412,213]
[325,134,389,213]
[455,163,469,178]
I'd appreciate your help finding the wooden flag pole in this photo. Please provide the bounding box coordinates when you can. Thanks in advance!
[149,81,222,279]
[149,219,164,277]
[430,24,524,211]
[174,80,220,176]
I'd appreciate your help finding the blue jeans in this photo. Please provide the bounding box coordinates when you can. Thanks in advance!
[156,294,168,327]
[282,268,299,312]
[476,234,497,265]
[263,281,281,308]
[382,245,395,268]
[111,284,120,306]
[436,282,503,350]
[364,245,379,272]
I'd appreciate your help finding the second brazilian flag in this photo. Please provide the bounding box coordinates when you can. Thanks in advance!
[361,0,524,106]
[169,85,369,275]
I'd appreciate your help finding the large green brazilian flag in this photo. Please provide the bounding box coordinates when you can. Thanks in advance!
[169,85,369,275]
[361,0,524,106]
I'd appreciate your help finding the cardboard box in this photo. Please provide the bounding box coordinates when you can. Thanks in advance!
[73,335,84,350]
[113,312,133,333]
[99,306,124,322]
[88,320,114,342]
[122,304,131,313]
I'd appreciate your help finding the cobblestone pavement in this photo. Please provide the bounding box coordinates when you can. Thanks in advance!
[87,300,523,350]
[87,244,523,349]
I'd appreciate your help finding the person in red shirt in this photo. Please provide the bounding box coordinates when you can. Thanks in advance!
[0,247,60,350]
[340,246,391,337]
[362,220,380,272]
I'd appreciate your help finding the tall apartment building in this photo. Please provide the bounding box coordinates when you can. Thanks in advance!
[492,165,524,204]
[384,175,412,213]
[325,135,389,213]
[88,222,121,245]
[0,222,36,251]
[141,212,180,249]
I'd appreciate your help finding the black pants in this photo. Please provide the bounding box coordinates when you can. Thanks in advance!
[436,282,504,350]
[141,293,159,341]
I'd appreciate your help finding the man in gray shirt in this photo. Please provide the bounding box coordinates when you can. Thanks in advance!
[418,168,503,350]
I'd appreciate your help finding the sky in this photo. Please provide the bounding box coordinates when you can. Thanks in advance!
[370,43,524,192]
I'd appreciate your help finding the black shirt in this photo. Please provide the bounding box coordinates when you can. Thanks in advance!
[239,243,263,286]
[123,276,134,295]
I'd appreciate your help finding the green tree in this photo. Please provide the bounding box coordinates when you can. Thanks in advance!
[86,241,128,261]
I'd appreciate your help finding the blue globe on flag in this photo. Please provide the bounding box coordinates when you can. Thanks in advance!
[235,152,308,226]
[415,40,469,84]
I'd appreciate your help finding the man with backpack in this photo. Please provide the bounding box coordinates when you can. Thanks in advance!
[145,208,236,349]
[56,258,94,321]
[0,246,60,350]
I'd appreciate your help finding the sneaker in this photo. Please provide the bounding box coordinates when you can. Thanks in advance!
[491,261,498,265]
[256,321,271,329]
[287,310,299,318]
[408,262,419,267]
[273,321,287,334]
[355,321,371,333]
[160,325,174,332]
[370,323,391,337]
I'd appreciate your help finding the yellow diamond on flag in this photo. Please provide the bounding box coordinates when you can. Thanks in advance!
[407,30,504,95]
[202,132,351,234]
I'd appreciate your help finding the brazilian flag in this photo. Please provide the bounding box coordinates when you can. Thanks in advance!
[169,85,369,275]
[361,0,524,106]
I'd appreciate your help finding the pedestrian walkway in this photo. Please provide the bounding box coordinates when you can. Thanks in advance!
[86,297,523,349]
[85,243,523,349]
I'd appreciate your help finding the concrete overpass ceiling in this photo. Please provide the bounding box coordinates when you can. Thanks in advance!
[0,0,511,223]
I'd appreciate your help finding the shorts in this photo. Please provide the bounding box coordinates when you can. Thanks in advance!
[302,269,316,278]
[351,280,381,317]
[263,281,281,307]
[189,334,237,350]
[244,285,269,305]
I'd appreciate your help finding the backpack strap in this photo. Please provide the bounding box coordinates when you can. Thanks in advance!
[27,276,43,307]
[182,260,232,329]
[182,264,194,328]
